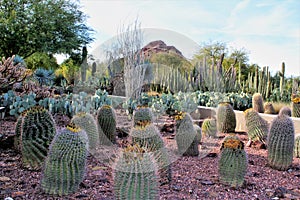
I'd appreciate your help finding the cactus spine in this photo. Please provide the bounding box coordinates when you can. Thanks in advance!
[268,115,295,170]
[175,112,199,156]
[294,134,300,158]
[244,108,268,145]
[216,102,236,133]
[96,105,116,145]
[20,106,56,170]
[113,144,159,200]
[218,135,247,187]
[252,93,264,113]
[201,118,217,138]
[40,123,88,196]
[291,94,300,118]
[71,112,99,150]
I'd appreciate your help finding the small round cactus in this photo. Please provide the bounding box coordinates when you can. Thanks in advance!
[133,106,154,127]
[252,93,264,113]
[291,94,300,118]
[268,115,295,170]
[96,105,116,145]
[218,135,247,187]
[264,102,275,114]
[40,123,88,196]
[201,118,217,138]
[279,106,292,117]
[216,102,236,133]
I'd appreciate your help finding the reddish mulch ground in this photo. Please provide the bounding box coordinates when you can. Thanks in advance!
[1,110,300,200]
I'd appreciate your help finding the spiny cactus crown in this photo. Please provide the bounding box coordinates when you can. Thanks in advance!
[292,97,300,104]
[66,123,81,133]
[221,135,244,150]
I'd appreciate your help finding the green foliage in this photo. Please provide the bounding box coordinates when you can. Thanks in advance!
[219,135,247,187]
[252,93,264,113]
[268,115,295,170]
[55,59,80,84]
[71,112,99,151]
[244,109,268,144]
[0,0,94,58]
[201,118,217,138]
[25,52,58,70]
[97,105,117,145]
[175,112,199,156]
[113,144,159,200]
[216,102,236,133]
[20,106,56,170]
[40,124,88,196]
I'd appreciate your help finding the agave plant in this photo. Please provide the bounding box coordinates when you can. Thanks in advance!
[33,68,55,86]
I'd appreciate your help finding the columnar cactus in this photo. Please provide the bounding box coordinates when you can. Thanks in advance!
[216,102,236,133]
[268,115,295,170]
[252,93,264,113]
[20,106,56,170]
[175,112,199,156]
[133,106,154,127]
[71,112,99,150]
[279,106,292,117]
[291,95,300,118]
[218,135,247,187]
[113,144,159,200]
[264,102,275,114]
[131,123,171,185]
[96,105,116,145]
[14,111,26,152]
[201,118,217,138]
[294,134,300,158]
[40,123,88,196]
[244,108,268,146]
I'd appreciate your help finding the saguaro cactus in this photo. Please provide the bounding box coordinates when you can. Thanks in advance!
[40,123,88,196]
[113,144,159,200]
[216,102,236,133]
[20,106,56,170]
[218,135,247,187]
[268,115,295,170]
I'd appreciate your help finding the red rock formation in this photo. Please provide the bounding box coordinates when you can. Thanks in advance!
[141,40,184,59]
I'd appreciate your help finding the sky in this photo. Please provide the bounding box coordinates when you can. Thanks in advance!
[79,0,300,77]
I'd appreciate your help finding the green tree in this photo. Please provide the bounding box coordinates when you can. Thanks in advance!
[0,0,94,58]
[25,52,59,70]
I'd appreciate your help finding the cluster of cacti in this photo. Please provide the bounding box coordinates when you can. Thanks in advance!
[96,105,117,145]
[175,112,199,156]
[113,144,159,200]
[18,106,56,170]
[244,108,268,146]
[218,135,247,187]
[40,123,88,196]
[133,106,154,127]
[71,112,99,151]
[294,134,300,158]
[268,115,295,170]
[252,93,264,113]
[264,102,275,114]
[216,102,236,133]
[279,106,292,117]
[291,94,300,118]
[201,118,217,138]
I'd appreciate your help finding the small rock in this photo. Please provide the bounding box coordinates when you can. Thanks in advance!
[11,191,25,198]
[171,185,181,191]
[287,169,293,173]
[200,180,215,186]
[0,176,11,182]
[4,198,14,200]
[206,153,217,158]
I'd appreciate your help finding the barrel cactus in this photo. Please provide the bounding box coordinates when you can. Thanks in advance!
[14,111,27,152]
[252,93,264,113]
[71,112,99,150]
[279,106,292,117]
[96,105,116,145]
[218,135,247,187]
[40,123,88,196]
[244,108,268,146]
[294,134,300,158]
[175,112,199,156]
[201,118,217,138]
[268,115,295,170]
[291,94,300,118]
[264,102,275,114]
[216,102,236,133]
[20,106,56,170]
[131,123,171,185]
[133,106,154,127]
[113,144,159,200]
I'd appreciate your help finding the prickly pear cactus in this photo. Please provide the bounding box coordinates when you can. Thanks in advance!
[244,108,268,145]
[175,112,199,156]
[40,123,88,196]
[218,135,247,187]
[264,102,275,114]
[201,118,217,138]
[216,102,236,133]
[291,95,300,118]
[268,115,295,170]
[131,123,171,185]
[294,134,300,158]
[21,106,56,170]
[113,144,159,200]
[252,93,264,113]
[96,105,116,145]
[133,106,154,127]
[71,112,99,150]
[279,106,292,117]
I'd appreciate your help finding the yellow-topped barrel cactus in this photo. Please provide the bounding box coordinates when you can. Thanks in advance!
[216,102,236,133]
[291,94,300,118]
[218,135,247,187]
[133,106,154,127]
